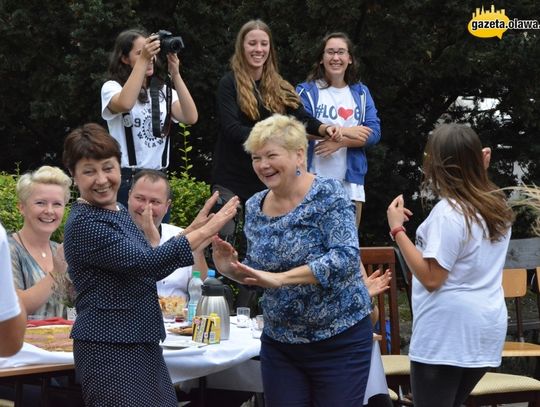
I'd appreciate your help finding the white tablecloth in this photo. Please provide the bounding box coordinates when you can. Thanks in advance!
[0,320,389,403]
[0,322,259,384]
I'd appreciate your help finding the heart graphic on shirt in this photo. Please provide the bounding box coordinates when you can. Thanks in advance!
[338,107,354,120]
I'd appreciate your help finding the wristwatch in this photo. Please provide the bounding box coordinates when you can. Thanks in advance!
[389,225,406,241]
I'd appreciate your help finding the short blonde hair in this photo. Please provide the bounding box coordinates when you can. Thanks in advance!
[244,114,308,155]
[16,166,72,204]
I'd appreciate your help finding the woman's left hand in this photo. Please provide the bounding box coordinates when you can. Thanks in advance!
[233,262,282,289]
[167,53,181,76]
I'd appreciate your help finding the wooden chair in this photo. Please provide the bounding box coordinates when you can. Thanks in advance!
[464,268,540,406]
[502,268,540,356]
[360,247,411,404]
[360,247,400,355]
[465,372,540,406]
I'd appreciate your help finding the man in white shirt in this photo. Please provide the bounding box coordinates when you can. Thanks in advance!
[127,170,207,299]
[0,222,26,356]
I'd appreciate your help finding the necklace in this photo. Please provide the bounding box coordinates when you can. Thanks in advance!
[77,197,120,211]
[77,197,92,205]
[16,231,47,259]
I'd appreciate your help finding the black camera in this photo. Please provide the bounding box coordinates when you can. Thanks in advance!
[157,30,184,54]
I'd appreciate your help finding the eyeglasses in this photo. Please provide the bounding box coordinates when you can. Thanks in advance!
[324,48,349,57]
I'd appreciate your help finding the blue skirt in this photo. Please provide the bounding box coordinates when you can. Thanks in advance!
[260,316,373,407]
[73,340,177,406]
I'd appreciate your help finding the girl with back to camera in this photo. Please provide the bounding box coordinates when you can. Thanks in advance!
[297,32,381,226]
[101,28,197,207]
[387,123,514,407]
[212,19,340,241]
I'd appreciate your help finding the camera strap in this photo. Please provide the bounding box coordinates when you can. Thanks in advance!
[150,76,173,139]
[150,75,173,168]
[122,113,137,167]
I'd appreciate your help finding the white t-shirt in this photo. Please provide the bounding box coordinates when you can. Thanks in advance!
[409,198,510,368]
[310,84,364,202]
[156,223,192,299]
[101,80,179,169]
[0,223,21,322]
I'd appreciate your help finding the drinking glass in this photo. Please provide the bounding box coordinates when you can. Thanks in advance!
[236,307,251,328]
[251,314,264,338]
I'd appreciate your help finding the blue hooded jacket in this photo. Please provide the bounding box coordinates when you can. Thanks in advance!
[296,81,381,185]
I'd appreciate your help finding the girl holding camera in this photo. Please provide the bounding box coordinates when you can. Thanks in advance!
[101,28,198,208]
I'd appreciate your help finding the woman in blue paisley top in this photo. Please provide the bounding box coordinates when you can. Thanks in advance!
[212,114,372,407]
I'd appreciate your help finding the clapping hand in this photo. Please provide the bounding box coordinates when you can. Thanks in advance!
[51,244,68,276]
[233,262,282,289]
[365,269,392,298]
[387,194,413,230]
[186,195,239,252]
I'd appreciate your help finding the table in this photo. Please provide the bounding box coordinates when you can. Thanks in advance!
[0,321,390,405]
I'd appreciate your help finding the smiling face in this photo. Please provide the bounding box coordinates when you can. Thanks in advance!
[243,29,270,80]
[321,37,352,86]
[18,184,66,236]
[251,141,304,192]
[121,35,154,77]
[73,157,120,210]
[128,176,171,229]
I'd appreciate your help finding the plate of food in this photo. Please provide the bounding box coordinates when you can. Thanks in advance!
[167,325,193,336]
[160,338,207,349]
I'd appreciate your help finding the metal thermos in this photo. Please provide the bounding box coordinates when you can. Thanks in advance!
[196,277,230,340]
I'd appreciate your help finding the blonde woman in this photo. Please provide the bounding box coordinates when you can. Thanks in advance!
[212,19,339,240]
[9,166,71,318]
[213,114,372,406]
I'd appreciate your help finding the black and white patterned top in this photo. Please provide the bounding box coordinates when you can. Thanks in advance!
[63,202,193,343]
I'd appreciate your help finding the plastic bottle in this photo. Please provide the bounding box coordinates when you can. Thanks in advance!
[204,269,216,283]
[187,271,203,323]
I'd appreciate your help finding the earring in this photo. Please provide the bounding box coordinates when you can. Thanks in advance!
[296,167,301,176]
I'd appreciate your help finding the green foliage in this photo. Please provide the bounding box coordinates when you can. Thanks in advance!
[0,172,22,233]
[168,122,211,228]
[0,0,539,242]
[168,174,211,228]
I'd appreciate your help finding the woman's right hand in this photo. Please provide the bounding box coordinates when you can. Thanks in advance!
[140,34,160,64]
[387,194,413,230]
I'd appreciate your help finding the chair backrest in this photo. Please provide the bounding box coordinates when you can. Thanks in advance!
[502,268,528,342]
[502,268,528,298]
[360,247,400,355]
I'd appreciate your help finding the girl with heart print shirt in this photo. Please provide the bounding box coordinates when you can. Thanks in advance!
[297,32,381,226]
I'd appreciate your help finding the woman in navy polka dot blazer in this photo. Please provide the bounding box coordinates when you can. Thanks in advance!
[62,123,238,406]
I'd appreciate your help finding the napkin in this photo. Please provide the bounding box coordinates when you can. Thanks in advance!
[27,317,74,327]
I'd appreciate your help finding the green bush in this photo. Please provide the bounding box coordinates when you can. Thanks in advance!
[168,173,211,228]
[0,172,22,233]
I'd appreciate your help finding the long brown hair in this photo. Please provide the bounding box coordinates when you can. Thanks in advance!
[107,29,163,103]
[306,32,359,87]
[422,124,513,241]
[230,20,299,121]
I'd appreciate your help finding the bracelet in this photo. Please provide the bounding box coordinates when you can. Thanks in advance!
[389,225,406,241]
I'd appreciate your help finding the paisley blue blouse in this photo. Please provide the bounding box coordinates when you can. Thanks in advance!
[244,177,371,343]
